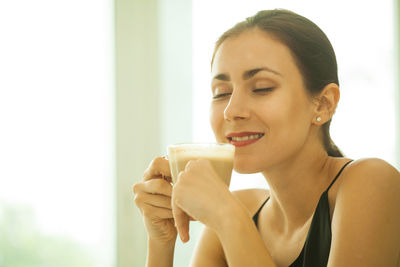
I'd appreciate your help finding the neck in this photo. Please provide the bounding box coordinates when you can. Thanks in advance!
[262,146,333,232]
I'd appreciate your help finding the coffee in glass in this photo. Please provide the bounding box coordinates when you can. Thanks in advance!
[167,143,235,186]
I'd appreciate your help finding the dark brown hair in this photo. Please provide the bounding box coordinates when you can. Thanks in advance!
[212,9,343,157]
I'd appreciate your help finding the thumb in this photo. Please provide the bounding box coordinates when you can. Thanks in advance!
[172,202,190,243]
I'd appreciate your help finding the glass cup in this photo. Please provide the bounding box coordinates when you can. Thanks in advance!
[167,143,235,185]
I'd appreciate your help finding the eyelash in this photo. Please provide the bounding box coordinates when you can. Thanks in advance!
[212,88,274,99]
[253,87,274,93]
[213,93,231,99]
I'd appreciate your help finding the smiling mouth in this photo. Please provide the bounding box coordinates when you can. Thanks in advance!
[227,133,265,147]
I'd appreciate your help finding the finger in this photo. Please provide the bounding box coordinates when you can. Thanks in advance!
[172,203,190,243]
[143,157,172,181]
[145,179,173,196]
[133,179,172,197]
[134,188,172,209]
[141,193,172,210]
[142,203,174,219]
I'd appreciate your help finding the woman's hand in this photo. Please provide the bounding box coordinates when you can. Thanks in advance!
[172,158,239,243]
[133,157,177,244]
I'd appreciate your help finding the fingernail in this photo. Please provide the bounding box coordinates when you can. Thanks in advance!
[178,230,186,243]
[181,232,190,243]
[179,232,185,242]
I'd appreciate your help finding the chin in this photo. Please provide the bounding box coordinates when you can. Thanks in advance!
[233,161,263,174]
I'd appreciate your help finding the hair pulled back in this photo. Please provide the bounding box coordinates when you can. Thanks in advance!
[212,9,343,157]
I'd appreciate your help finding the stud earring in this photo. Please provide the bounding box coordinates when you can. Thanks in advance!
[316,116,322,122]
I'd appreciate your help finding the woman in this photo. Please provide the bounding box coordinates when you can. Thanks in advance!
[133,9,400,266]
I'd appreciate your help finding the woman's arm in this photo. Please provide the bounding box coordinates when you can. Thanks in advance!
[214,202,276,267]
[133,157,178,267]
[191,213,275,267]
[328,158,400,266]
[190,189,273,267]
[146,238,176,267]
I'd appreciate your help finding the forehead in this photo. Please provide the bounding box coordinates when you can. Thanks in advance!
[212,29,298,77]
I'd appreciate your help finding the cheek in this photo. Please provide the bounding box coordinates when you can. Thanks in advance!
[288,95,313,126]
[275,96,313,146]
[257,92,310,146]
[271,89,310,124]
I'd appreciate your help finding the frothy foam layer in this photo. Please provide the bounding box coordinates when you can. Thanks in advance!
[168,144,234,159]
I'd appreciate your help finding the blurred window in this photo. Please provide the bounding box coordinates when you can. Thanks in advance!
[0,1,114,266]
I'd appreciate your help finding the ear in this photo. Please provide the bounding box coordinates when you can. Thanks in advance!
[312,83,340,125]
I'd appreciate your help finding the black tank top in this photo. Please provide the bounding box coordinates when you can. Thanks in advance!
[252,160,353,267]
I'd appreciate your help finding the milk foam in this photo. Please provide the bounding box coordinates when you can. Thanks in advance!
[168,143,234,159]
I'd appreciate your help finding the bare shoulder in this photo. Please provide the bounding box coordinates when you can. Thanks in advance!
[231,188,270,216]
[329,158,400,266]
[339,158,400,191]
[347,157,399,174]
[335,157,400,217]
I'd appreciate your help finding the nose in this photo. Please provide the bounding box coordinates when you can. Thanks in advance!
[223,90,250,121]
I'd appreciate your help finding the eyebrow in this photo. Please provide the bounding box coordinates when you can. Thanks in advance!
[212,67,282,82]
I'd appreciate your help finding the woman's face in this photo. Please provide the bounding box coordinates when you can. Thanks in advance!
[210,29,317,173]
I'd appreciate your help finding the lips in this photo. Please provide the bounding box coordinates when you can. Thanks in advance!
[226,132,264,147]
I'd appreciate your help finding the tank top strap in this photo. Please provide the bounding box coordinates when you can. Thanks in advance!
[252,196,270,227]
[326,160,353,192]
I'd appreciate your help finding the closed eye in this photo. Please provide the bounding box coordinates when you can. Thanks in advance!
[213,93,231,99]
[253,88,274,93]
